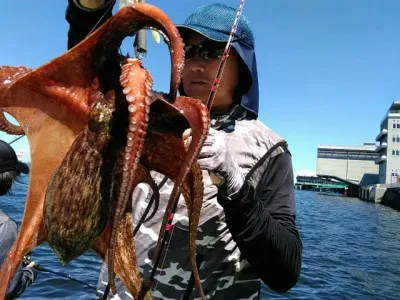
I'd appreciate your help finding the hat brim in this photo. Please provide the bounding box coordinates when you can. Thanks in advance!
[176,25,230,43]
[16,161,29,174]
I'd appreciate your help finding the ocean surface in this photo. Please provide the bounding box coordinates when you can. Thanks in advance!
[1,175,400,299]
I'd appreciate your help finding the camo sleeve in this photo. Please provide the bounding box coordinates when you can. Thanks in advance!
[220,151,303,293]
[66,0,116,49]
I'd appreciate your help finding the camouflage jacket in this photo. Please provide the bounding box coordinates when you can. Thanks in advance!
[95,106,302,300]
[66,3,302,298]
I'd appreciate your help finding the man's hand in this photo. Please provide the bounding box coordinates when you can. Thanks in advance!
[78,0,106,9]
[184,128,244,197]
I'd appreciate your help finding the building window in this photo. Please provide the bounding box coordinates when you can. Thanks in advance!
[394,124,397,128]
[397,137,400,142]
[393,150,396,155]
[397,124,400,128]
[397,150,400,155]
[393,137,396,142]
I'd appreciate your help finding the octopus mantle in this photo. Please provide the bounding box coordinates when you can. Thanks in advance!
[0,3,209,300]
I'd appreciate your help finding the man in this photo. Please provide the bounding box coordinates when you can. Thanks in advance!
[66,1,303,299]
[0,140,37,299]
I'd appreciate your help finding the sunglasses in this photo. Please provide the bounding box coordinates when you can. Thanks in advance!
[184,42,226,60]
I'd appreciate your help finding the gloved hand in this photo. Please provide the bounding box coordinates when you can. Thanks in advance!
[184,128,244,197]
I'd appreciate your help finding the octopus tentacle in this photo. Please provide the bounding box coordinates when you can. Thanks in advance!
[93,164,200,300]
[0,66,32,97]
[153,97,209,299]
[140,96,209,299]
[93,212,152,300]
[93,3,184,102]
[0,3,199,298]
[0,109,24,135]
[25,77,92,120]
[108,58,153,293]
[1,3,184,127]
[187,163,205,298]
[173,99,210,300]
[0,66,31,135]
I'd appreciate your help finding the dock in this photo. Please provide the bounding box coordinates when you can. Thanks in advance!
[295,176,347,193]
[296,176,400,210]
[295,175,360,196]
[359,184,400,210]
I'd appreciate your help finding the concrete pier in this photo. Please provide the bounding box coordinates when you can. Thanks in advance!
[359,185,386,203]
[381,187,400,210]
[359,183,400,210]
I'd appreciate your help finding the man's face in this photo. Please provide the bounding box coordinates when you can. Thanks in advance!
[181,32,240,112]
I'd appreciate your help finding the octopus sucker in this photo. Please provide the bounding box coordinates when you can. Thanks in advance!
[0,108,24,135]
[107,58,153,293]
[0,3,210,300]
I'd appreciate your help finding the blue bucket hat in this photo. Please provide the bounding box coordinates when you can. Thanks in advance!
[177,3,255,49]
[177,3,259,117]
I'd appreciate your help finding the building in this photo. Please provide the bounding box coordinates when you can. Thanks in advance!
[316,143,379,185]
[375,100,400,184]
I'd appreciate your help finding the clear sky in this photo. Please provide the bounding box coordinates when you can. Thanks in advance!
[1,0,399,177]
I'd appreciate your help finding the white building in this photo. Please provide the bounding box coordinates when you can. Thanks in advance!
[317,143,379,185]
[375,100,400,184]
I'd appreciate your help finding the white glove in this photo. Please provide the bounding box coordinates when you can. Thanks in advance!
[184,128,244,197]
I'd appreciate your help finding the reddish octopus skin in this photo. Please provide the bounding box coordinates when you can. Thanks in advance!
[107,58,154,293]
[0,3,211,300]
[0,66,31,135]
[143,96,210,300]
[0,3,185,299]
[0,109,24,135]
[43,81,119,264]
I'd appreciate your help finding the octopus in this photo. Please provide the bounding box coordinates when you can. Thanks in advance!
[0,3,209,300]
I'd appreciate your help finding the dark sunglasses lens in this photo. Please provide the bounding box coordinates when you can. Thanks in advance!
[184,44,225,60]
[184,45,196,59]
[200,46,224,60]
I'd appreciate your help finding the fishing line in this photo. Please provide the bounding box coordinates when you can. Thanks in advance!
[86,0,115,38]
[140,0,249,297]
[133,175,168,237]
[34,264,97,290]
[93,0,249,297]
[22,254,96,290]
[8,135,24,145]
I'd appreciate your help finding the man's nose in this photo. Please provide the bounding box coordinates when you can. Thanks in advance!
[187,57,206,71]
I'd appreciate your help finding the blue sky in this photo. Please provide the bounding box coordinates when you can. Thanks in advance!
[1,0,399,177]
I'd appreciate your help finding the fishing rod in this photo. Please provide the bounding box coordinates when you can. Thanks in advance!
[34,264,97,290]
[7,135,24,145]
[206,0,247,110]
[139,0,249,296]
[91,0,248,297]
[205,0,247,186]
[22,254,96,291]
